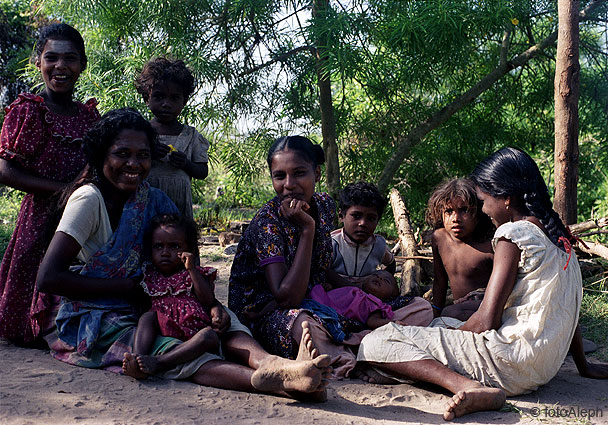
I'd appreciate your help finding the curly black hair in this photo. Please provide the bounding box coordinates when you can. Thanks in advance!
[82,108,158,177]
[143,213,199,260]
[425,177,494,241]
[135,57,196,102]
[338,182,387,218]
[35,23,87,69]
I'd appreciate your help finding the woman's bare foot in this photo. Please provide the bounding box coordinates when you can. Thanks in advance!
[290,321,331,401]
[296,321,319,361]
[135,354,163,376]
[251,354,332,394]
[443,387,506,420]
[292,316,356,379]
[122,352,148,380]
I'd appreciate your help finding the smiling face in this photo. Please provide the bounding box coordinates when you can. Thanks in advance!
[341,205,379,244]
[442,197,477,241]
[270,149,320,204]
[475,187,509,227]
[36,39,83,96]
[146,81,186,125]
[102,129,152,194]
[151,225,188,276]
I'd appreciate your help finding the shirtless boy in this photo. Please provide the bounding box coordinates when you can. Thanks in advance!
[426,178,494,320]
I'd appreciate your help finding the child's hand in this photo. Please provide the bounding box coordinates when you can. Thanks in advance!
[210,303,231,334]
[280,197,314,230]
[179,252,196,271]
[154,142,171,159]
[168,150,187,168]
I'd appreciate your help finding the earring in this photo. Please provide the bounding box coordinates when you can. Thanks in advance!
[506,204,510,210]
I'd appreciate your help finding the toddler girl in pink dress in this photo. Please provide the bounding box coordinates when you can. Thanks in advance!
[124,214,223,378]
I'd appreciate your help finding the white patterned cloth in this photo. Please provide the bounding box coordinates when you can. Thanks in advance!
[358,220,581,395]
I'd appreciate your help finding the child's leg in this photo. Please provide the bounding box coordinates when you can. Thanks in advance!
[134,311,160,354]
[369,359,505,420]
[136,327,220,375]
[123,311,160,379]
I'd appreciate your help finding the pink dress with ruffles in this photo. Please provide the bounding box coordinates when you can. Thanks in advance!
[141,264,217,340]
[0,93,99,343]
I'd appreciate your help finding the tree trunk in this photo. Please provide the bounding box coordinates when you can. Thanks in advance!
[554,0,581,225]
[313,0,340,198]
[389,188,421,295]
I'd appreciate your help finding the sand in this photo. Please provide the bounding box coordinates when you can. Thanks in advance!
[1,247,607,425]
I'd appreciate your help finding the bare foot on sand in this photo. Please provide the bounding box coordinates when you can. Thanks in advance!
[443,387,506,420]
[251,354,332,394]
[251,322,332,397]
[135,354,163,376]
[291,321,331,401]
[122,353,148,380]
[293,317,356,379]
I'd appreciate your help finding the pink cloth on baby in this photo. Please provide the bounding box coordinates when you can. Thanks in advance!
[310,285,393,323]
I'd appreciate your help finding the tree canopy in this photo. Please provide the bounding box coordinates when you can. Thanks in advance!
[9,0,608,225]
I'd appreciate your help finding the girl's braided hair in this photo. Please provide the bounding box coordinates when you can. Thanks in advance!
[470,147,573,251]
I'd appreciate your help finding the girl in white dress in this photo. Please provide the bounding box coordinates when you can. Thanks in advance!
[357,147,608,420]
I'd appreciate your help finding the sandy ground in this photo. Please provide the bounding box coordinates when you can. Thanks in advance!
[2,246,607,425]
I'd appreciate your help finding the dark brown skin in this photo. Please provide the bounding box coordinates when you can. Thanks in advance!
[37,231,140,301]
[0,159,66,196]
[431,228,493,317]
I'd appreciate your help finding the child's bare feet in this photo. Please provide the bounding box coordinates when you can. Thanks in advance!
[135,354,163,376]
[122,352,148,380]
[443,387,506,420]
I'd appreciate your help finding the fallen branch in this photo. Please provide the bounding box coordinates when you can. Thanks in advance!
[395,255,434,261]
[576,230,608,238]
[576,240,608,262]
[390,188,421,295]
[570,216,608,234]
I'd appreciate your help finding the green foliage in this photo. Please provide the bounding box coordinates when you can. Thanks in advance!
[0,187,23,257]
[0,0,39,109]
[21,0,608,230]
[580,270,608,361]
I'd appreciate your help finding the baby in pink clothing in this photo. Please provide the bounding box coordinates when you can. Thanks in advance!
[312,270,398,329]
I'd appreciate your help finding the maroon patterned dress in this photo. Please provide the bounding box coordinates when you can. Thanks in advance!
[141,263,217,341]
[0,93,100,344]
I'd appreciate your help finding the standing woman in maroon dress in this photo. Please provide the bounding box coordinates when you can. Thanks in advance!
[0,23,100,345]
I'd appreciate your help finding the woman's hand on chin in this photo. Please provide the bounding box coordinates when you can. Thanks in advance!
[280,197,315,230]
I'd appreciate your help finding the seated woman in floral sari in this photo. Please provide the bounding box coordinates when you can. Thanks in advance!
[36,109,331,398]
